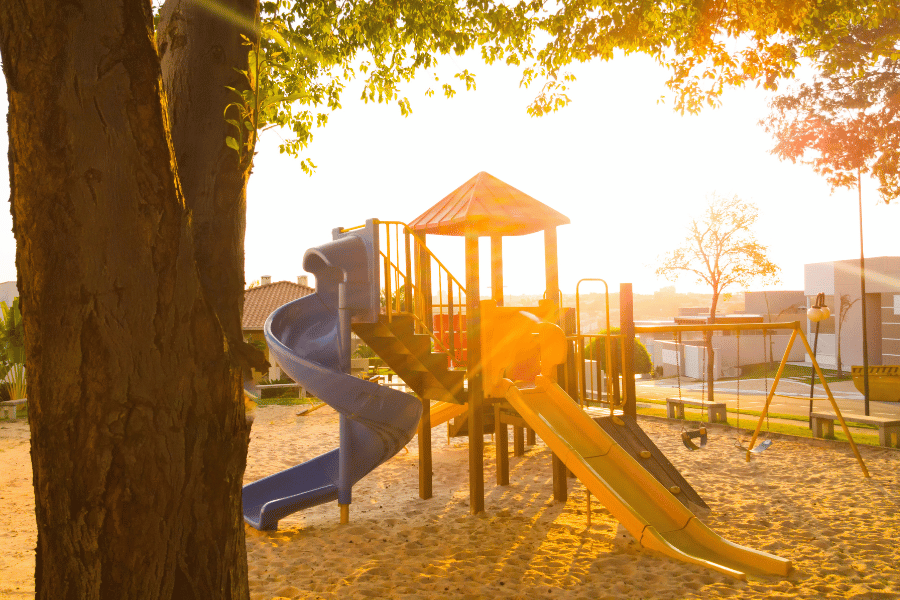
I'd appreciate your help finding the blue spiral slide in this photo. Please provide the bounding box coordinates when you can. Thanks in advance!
[242,221,422,530]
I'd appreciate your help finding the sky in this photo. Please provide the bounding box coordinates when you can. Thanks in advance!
[0,51,896,297]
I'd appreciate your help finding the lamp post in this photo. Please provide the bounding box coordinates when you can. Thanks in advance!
[807,292,831,427]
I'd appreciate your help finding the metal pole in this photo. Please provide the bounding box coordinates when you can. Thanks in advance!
[621,283,636,417]
[809,320,820,428]
[858,169,871,415]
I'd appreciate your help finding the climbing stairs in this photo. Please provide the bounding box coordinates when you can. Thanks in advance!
[352,313,467,405]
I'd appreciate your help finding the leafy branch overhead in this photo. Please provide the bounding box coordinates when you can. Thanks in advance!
[225,1,899,170]
[514,1,899,116]
[224,0,543,170]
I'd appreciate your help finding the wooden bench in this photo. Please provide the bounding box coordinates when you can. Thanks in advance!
[666,397,727,423]
[0,398,27,421]
[810,411,900,448]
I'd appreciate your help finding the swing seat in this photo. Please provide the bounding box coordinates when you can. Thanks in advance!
[749,439,773,453]
[681,427,708,451]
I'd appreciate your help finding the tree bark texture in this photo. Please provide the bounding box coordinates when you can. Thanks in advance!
[1,1,251,598]
[158,0,262,369]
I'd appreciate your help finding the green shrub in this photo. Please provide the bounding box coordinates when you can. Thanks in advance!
[584,328,653,375]
[354,344,377,358]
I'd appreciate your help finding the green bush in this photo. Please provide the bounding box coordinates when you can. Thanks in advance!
[353,344,377,358]
[584,328,653,375]
[353,343,383,367]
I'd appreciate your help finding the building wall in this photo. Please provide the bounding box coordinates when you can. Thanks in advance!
[0,281,18,305]
[654,333,805,380]
[805,257,900,369]
[744,290,807,338]
[882,295,900,364]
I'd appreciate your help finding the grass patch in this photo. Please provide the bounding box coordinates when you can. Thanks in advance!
[254,396,319,407]
[636,397,881,430]
[635,403,881,446]
[733,363,852,383]
[633,397,813,424]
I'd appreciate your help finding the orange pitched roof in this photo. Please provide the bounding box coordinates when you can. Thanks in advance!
[408,171,569,237]
[242,280,313,330]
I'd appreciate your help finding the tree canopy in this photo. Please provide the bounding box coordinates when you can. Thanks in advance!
[238,1,900,171]
[762,19,900,202]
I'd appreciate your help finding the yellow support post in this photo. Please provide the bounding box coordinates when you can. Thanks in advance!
[586,490,592,527]
[746,329,796,459]
[796,329,870,478]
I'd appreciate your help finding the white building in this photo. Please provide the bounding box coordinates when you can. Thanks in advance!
[804,256,900,370]
[0,281,18,306]
[650,313,806,380]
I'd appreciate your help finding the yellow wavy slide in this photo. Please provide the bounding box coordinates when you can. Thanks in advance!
[503,375,791,580]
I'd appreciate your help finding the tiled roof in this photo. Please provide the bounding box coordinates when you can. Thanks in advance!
[242,281,313,330]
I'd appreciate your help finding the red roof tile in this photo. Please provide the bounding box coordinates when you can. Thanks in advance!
[242,280,313,330]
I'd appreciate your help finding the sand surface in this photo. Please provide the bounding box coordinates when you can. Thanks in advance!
[3,405,900,599]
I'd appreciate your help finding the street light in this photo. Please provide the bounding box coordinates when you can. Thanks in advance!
[807,292,831,426]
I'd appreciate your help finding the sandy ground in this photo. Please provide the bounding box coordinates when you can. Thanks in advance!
[3,405,900,599]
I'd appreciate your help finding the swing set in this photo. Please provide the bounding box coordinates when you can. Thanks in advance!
[635,320,870,477]
[671,330,709,450]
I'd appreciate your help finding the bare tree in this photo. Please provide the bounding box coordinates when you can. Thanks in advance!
[657,194,780,402]
[837,294,860,376]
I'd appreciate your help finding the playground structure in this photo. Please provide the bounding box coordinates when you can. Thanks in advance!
[244,172,804,578]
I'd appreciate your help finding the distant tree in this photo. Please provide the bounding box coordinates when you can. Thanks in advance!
[0,297,25,371]
[0,298,26,399]
[656,195,780,401]
[837,294,860,376]
[353,344,378,359]
[761,20,900,203]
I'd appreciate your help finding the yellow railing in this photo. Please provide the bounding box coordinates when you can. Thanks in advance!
[574,279,616,410]
[342,220,467,366]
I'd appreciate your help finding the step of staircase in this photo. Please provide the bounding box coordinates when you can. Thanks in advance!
[353,313,466,404]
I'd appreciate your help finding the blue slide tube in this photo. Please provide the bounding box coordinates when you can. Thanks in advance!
[242,224,421,530]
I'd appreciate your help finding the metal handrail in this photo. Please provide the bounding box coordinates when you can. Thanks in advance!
[575,279,614,409]
[634,321,802,334]
[377,221,467,293]
[343,219,467,367]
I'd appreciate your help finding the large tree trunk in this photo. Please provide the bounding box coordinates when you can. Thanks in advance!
[1,1,251,597]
